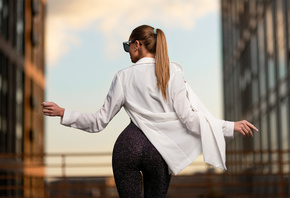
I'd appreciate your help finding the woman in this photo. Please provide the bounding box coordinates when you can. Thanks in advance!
[42,25,258,198]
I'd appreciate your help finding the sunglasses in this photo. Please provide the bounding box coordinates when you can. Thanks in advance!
[123,40,135,53]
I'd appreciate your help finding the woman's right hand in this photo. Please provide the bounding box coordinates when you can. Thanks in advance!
[41,102,65,117]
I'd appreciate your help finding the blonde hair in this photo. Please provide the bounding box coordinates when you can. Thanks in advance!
[130,25,170,100]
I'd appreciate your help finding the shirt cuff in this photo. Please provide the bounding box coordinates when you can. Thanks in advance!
[223,121,235,138]
[60,109,77,126]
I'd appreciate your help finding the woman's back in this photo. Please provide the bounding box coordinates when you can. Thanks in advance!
[120,57,175,114]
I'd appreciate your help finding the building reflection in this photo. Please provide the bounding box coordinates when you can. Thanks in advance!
[222,0,290,196]
[0,0,45,197]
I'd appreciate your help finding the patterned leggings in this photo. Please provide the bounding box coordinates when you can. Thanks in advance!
[112,121,171,198]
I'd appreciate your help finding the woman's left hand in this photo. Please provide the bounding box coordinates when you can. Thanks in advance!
[234,120,258,137]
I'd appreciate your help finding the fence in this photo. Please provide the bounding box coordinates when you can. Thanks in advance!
[0,150,289,198]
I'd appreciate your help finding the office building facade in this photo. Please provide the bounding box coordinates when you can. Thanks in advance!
[0,0,45,197]
[221,0,290,196]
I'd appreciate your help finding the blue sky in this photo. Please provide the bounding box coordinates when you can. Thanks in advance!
[44,0,224,158]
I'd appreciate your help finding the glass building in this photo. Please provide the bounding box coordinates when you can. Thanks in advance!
[221,0,290,197]
[0,0,45,197]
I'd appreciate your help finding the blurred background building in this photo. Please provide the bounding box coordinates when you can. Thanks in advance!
[0,0,45,197]
[222,0,290,197]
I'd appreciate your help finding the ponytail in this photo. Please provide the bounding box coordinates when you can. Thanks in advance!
[155,29,170,100]
[130,25,170,100]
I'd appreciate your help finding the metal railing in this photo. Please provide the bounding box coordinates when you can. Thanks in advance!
[0,150,289,198]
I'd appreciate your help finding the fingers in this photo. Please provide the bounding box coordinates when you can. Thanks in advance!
[41,101,58,116]
[43,109,53,116]
[239,125,247,137]
[239,130,246,137]
[240,126,251,137]
[41,101,54,108]
[244,120,259,132]
[244,120,259,138]
[241,121,253,137]
[42,106,53,111]
[235,120,259,137]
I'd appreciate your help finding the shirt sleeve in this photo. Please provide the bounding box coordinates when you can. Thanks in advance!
[219,120,235,138]
[60,73,124,133]
[170,71,234,138]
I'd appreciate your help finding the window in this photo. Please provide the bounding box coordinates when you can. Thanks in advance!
[288,0,290,53]
[268,59,275,90]
[266,4,276,90]
[270,108,278,151]
[251,34,259,104]
[16,0,24,55]
[0,54,8,153]
[270,108,278,173]
[0,54,2,153]
[234,65,241,120]
[276,0,287,80]
[280,98,289,173]
[261,114,269,172]
[252,78,259,104]
[15,67,23,155]
[0,56,2,131]
[0,0,9,40]
[257,19,266,98]
[249,0,257,17]
[251,34,258,75]
[253,120,261,163]
[240,44,252,113]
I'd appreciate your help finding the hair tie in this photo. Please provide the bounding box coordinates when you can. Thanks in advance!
[153,28,157,35]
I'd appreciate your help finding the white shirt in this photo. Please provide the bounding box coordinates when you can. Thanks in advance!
[61,57,234,175]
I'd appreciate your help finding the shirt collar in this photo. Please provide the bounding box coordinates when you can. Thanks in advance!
[135,57,156,65]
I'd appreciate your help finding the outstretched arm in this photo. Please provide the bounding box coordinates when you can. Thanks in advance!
[170,69,259,138]
[41,73,124,133]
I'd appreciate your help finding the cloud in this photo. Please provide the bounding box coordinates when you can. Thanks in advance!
[45,0,219,67]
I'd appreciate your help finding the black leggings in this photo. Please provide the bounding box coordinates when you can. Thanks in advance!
[112,121,171,198]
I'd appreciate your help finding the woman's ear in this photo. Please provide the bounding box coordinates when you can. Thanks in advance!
[135,40,142,47]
